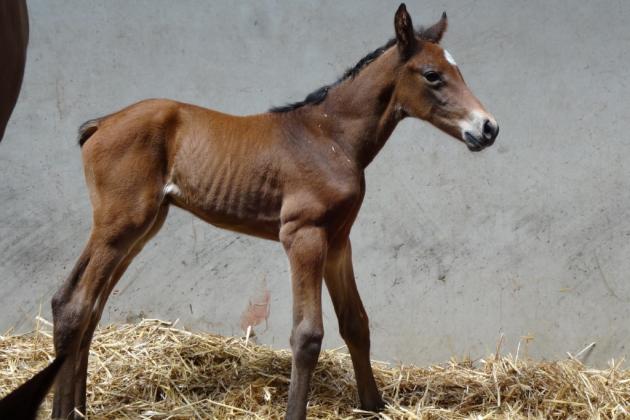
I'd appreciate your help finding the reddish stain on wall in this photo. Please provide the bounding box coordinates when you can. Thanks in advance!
[240,280,271,333]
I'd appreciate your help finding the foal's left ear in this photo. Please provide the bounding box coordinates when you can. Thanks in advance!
[423,12,448,43]
[394,3,416,59]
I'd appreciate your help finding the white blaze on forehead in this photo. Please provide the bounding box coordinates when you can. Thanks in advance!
[443,49,457,66]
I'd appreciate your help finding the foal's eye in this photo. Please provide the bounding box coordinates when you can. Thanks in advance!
[423,71,442,84]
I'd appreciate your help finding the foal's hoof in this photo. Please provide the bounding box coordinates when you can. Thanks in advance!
[360,397,386,413]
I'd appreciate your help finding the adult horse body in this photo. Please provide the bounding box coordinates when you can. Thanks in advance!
[0,0,29,143]
[52,4,498,419]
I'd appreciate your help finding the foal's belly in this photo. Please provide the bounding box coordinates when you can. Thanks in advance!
[166,110,289,240]
[178,195,282,241]
[167,160,283,241]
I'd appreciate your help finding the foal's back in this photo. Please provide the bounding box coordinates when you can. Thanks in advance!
[80,99,353,241]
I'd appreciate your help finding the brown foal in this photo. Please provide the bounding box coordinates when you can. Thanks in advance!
[51,4,498,419]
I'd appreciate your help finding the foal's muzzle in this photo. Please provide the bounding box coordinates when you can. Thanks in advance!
[464,119,499,152]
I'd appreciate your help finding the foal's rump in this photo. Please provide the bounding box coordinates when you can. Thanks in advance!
[78,99,181,226]
[78,98,180,150]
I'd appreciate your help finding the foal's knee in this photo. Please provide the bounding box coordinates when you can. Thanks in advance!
[291,325,324,367]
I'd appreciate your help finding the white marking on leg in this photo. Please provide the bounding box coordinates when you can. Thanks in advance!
[444,49,457,66]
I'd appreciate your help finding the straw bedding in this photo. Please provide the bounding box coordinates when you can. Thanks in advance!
[1,318,628,419]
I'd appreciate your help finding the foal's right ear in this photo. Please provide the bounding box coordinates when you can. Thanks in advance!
[394,3,415,59]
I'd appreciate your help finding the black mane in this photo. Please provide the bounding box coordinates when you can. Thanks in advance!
[269,26,435,113]
[269,38,397,113]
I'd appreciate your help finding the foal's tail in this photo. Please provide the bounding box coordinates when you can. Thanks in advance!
[0,355,66,420]
[77,118,101,147]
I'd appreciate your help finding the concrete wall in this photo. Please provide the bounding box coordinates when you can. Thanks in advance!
[1,0,629,366]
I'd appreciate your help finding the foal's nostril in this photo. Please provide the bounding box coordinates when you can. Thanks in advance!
[483,119,495,138]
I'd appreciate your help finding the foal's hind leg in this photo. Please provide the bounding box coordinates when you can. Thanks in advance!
[73,204,169,414]
[52,197,166,419]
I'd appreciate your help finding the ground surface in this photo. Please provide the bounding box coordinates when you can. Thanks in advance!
[1,319,628,419]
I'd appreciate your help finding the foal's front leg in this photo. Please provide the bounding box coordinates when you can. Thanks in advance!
[324,239,384,411]
[280,224,327,420]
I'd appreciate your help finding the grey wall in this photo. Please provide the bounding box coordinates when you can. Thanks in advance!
[1,0,629,366]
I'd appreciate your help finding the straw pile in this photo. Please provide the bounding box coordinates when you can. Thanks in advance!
[1,318,628,419]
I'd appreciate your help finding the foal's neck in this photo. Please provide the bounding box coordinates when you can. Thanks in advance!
[316,47,403,169]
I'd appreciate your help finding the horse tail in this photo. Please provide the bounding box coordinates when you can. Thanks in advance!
[77,118,101,147]
[0,355,66,420]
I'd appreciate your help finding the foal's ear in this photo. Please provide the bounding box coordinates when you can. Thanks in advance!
[423,12,448,43]
[394,3,415,59]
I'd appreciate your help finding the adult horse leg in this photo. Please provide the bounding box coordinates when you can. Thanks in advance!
[73,204,170,415]
[324,239,384,411]
[52,191,166,418]
[281,224,327,420]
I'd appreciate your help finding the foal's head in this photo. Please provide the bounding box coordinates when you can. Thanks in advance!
[392,4,499,151]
